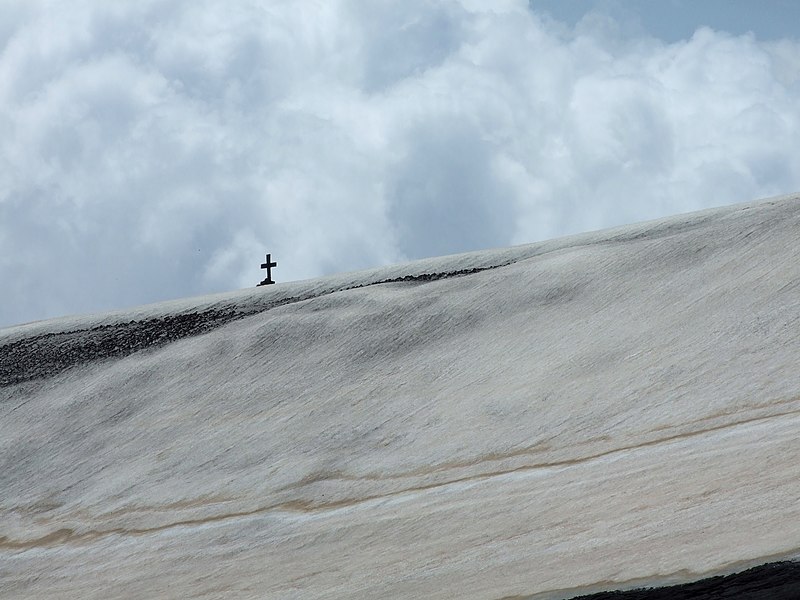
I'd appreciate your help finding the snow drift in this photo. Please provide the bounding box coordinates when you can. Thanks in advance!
[2,194,800,599]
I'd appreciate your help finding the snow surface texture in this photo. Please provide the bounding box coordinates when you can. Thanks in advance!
[2,194,800,599]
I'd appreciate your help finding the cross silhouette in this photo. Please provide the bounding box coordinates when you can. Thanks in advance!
[259,253,277,285]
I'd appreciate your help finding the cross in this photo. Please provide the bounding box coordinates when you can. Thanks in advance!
[260,253,277,285]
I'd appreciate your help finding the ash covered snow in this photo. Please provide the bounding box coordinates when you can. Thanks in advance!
[2,194,800,599]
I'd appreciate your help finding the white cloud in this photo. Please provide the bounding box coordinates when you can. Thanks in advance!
[1,0,799,327]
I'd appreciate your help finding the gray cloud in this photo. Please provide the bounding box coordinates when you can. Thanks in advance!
[1,0,799,327]
[388,120,517,259]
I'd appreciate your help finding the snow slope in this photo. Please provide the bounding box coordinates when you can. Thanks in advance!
[2,194,800,599]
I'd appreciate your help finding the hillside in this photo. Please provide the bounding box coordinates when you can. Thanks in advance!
[2,194,800,599]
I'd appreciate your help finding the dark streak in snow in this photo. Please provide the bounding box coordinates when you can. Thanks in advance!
[0,266,495,387]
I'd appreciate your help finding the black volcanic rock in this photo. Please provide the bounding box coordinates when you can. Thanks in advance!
[569,561,800,599]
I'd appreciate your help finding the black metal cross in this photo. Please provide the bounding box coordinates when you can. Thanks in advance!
[260,253,277,285]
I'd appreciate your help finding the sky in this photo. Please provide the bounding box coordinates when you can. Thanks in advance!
[1,0,799,328]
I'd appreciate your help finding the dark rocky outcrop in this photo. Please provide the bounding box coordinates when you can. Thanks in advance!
[569,561,800,600]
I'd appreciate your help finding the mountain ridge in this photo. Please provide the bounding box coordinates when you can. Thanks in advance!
[3,193,800,599]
